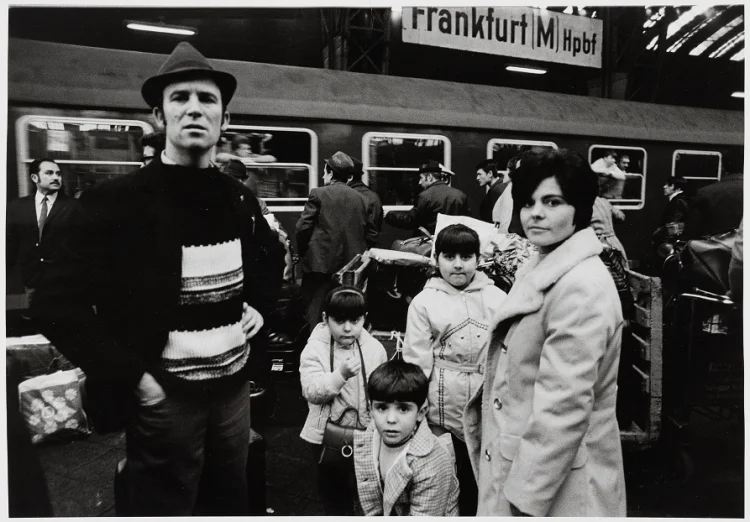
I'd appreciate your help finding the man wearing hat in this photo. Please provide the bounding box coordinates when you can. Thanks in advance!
[31,42,285,515]
[296,151,377,328]
[384,160,471,235]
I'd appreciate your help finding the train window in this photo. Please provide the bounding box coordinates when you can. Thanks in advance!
[588,145,647,210]
[17,115,153,197]
[362,132,451,208]
[486,139,558,174]
[672,150,722,193]
[224,125,318,212]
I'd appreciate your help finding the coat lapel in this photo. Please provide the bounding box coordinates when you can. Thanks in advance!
[490,228,603,330]
[382,420,434,515]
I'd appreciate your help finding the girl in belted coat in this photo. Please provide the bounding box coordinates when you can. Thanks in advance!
[463,149,626,517]
[402,224,506,515]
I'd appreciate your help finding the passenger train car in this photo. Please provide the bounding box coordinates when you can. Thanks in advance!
[7,37,744,304]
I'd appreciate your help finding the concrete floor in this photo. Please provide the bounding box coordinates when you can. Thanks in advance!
[32,379,744,517]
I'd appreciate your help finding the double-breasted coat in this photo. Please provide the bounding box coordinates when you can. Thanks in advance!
[463,228,626,517]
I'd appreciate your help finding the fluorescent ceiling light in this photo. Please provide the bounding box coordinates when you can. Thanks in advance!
[506,65,547,75]
[126,22,197,36]
[731,92,744,98]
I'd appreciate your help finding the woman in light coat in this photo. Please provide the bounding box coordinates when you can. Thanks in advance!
[463,149,626,517]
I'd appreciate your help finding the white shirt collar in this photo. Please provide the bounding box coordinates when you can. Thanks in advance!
[668,189,683,201]
[35,190,58,207]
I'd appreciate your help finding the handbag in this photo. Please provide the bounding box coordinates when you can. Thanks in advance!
[319,337,368,464]
[676,228,738,295]
[391,227,433,258]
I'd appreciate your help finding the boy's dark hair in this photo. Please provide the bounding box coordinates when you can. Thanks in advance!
[28,158,59,177]
[323,285,367,322]
[368,359,429,406]
[475,159,499,177]
[511,149,598,232]
[434,224,480,258]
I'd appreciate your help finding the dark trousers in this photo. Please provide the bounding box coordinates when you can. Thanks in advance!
[123,381,251,516]
[300,272,335,329]
[309,443,359,516]
[452,434,478,516]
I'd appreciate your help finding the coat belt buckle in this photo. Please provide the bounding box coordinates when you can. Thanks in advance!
[341,444,353,458]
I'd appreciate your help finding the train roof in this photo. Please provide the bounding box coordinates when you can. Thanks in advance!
[9,37,743,146]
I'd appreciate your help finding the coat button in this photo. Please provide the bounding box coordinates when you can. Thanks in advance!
[477,334,481,338]
[485,449,491,461]
[494,398,502,410]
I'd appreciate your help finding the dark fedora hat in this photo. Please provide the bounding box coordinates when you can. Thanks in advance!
[324,151,356,177]
[141,42,237,108]
[419,159,455,176]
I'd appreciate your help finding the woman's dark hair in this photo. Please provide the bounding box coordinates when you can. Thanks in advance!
[368,359,429,406]
[511,149,598,231]
[322,285,367,322]
[434,224,480,258]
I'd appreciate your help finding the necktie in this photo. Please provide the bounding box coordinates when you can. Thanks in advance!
[39,196,48,239]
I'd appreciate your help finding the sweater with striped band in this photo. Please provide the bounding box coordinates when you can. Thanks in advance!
[159,165,247,383]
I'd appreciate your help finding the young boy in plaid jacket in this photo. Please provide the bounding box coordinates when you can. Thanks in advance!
[353,360,459,516]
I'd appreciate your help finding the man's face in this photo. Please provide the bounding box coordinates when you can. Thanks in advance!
[154,78,228,158]
[323,165,333,185]
[31,161,62,195]
[663,183,676,197]
[419,173,435,189]
[142,145,157,166]
[235,143,252,157]
[476,168,493,188]
[618,157,630,171]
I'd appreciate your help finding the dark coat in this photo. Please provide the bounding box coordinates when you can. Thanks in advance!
[479,180,507,223]
[683,173,744,239]
[384,181,471,235]
[295,181,377,274]
[7,192,80,289]
[660,192,690,226]
[348,180,384,232]
[30,159,285,432]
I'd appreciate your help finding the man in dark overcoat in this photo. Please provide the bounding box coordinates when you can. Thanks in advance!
[30,42,285,516]
[384,160,471,236]
[349,156,384,234]
[296,151,377,327]
[476,158,507,222]
[683,149,744,239]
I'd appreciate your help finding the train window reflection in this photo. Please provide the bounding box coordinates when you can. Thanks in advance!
[224,125,317,211]
[672,150,722,194]
[18,115,152,197]
[362,132,451,207]
[487,139,557,174]
[588,145,647,210]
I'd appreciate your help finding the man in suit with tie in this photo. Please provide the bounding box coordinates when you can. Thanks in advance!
[6,158,79,301]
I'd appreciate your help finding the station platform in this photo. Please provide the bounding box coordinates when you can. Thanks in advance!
[31,379,744,517]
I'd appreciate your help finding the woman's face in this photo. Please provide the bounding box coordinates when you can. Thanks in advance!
[520,176,577,255]
[437,252,477,290]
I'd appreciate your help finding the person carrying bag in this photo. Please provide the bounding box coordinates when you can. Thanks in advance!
[299,286,387,515]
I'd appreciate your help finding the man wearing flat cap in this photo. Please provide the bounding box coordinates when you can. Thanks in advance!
[296,151,377,328]
[31,42,285,515]
[385,160,471,236]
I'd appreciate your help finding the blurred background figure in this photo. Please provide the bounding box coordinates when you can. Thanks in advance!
[591,149,626,200]
[141,131,166,166]
[348,156,383,235]
[476,159,507,223]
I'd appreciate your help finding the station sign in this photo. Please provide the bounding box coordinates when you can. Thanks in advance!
[402,7,603,69]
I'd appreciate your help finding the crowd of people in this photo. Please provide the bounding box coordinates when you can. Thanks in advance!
[6,41,743,517]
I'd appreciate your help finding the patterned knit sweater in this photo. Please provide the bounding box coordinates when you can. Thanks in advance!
[158,166,247,384]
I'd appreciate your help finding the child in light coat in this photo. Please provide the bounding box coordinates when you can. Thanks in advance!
[403,224,506,515]
[299,286,387,515]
